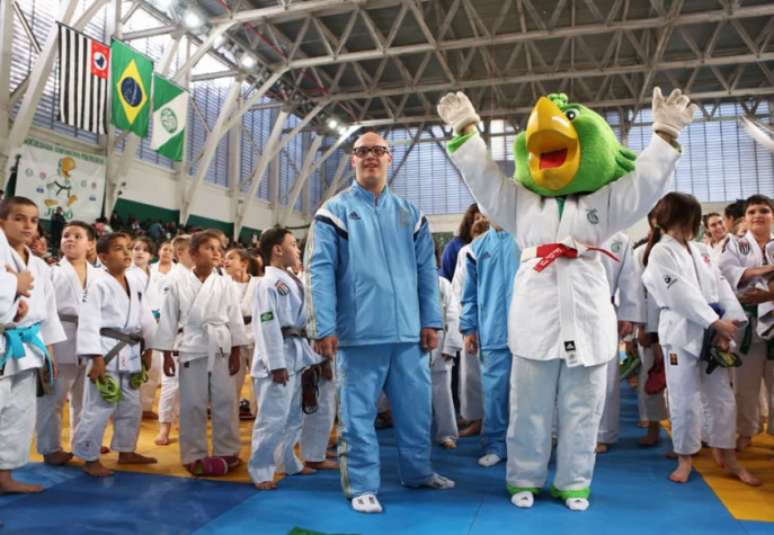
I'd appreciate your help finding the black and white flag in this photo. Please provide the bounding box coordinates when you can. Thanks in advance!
[58,24,110,134]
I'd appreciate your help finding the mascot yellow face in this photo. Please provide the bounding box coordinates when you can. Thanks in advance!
[514,93,637,197]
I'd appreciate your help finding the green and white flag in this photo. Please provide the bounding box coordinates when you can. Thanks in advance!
[151,75,187,161]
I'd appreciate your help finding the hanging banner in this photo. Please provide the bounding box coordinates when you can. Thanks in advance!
[15,137,105,222]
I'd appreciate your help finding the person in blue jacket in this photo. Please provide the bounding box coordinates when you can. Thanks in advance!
[459,225,520,468]
[305,131,454,514]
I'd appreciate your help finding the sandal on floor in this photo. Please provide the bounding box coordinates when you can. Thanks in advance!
[221,455,242,470]
[187,456,228,476]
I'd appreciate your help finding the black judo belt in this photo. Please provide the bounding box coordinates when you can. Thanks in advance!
[243,315,252,326]
[100,328,144,365]
[302,360,333,415]
[699,303,742,374]
[59,313,78,325]
[281,326,307,339]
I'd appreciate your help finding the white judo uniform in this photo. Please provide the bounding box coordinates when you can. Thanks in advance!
[451,132,679,498]
[155,268,247,465]
[451,242,483,422]
[717,231,774,439]
[156,263,188,425]
[0,245,65,470]
[138,262,172,414]
[231,275,260,414]
[643,235,744,455]
[36,258,102,456]
[72,272,156,461]
[431,276,463,443]
[633,245,668,425]
[249,266,323,483]
[598,233,645,445]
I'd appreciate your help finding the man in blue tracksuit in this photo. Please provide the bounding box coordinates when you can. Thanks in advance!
[459,226,520,467]
[305,131,454,514]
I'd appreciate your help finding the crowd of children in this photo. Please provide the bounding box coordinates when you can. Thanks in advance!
[0,189,770,511]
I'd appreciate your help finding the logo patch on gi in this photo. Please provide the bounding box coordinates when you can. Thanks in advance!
[564,340,576,352]
[669,352,679,366]
[703,253,711,265]
[664,274,677,288]
[611,241,622,253]
[349,211,361,221]
[260,311,274,322]
[738,238,751,255]
[586,208,599,225]
[275,281,290,296]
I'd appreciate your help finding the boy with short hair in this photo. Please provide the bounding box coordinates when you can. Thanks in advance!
[36,220,101,465]
[72,232,158,477]
[155,230,247,475]
[0,196,65,491]
[248,227,323,489]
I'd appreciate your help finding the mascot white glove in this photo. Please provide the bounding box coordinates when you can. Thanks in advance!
[651,87,698,138]
[437,92,481,135]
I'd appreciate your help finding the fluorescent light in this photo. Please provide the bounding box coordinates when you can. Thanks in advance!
[183,11,203,30]
[327,118,339,129]
[154,0,174,11]
[239,54,256,70]
[213,34,226,48]
[337,125,348,135]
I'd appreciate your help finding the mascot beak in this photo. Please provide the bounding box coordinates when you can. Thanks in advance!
[525,97,581,191]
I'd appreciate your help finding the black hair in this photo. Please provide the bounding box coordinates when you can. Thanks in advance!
[0,196,37,219]
[259,226,292,266]
[96,232,131,255]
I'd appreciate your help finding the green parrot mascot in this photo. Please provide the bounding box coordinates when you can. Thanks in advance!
[437,88,697,511]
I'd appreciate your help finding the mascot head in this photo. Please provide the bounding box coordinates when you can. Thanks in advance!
[513,93,636,197]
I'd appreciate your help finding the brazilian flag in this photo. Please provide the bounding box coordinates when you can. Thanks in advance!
[110,39,153,137]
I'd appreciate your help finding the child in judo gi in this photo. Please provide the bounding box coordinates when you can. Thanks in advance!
[155,231,247,476]
[248,227,323,489]
[642,192,760,486]
[36,220,100,466]
[72,232,158,477]
[0,197,63,492]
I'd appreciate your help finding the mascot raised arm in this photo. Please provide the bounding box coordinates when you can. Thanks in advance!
[437,88,697,511]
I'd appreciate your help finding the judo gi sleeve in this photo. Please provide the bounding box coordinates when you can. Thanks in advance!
[643,247,719,329]
[717,237,747,291]
[226,284,249,348]
[40,271,66,346]
[616,241,646,324]
[414,214,443,331]
[153,280,181,351]
[0,271,18,319]
[442,280,463,354]
[459,251,479,335]
[77,282,105,357]
[139,295,158,348]
[305,217,339,340]
[715,265,746,323]
[255,282,286,372]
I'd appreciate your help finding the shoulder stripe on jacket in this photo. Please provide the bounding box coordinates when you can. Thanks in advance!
[315,208,348,240]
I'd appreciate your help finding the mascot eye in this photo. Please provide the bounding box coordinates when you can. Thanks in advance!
[565,110,577,121]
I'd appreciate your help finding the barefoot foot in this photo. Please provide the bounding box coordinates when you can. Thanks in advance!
[305,459,338,470]
[255,481,277,490]
[43,451,74,466]
[0,478,44,494]
[83,461,113,477]
[118,452,157,465]
[595,443,609,454]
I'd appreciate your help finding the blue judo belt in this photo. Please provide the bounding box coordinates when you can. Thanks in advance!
[0,323,53,385]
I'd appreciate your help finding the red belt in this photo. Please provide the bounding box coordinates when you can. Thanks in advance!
[532,243,618,272]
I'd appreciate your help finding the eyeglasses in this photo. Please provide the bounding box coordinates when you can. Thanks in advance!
[352,145,390,158]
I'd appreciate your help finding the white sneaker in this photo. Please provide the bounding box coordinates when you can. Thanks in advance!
[510,491,534,508]
[478,453,502,467]
[352,493,383,514]
[566,497,589,511]
[421,473,455,489]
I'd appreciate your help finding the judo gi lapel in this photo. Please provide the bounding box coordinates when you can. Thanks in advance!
[186,270,230,371]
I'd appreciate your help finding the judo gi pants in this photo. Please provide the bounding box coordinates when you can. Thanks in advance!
[0,369,37,470]
[248,373,304,483]
[72,372,141,462]
[337,342,433,498]
[158,355,179,424]
[598,357,621,444]
[233,345,256,415]
[506,356,606,495]
[301,371,336,462]
[480,348,511,458]
[636,344,668,423]
[178,356,240,465]
[736,341,774,438]
[36,362,86,455]
[431,353,458,443]
[663,345,736,454]
[459,348,483,421]
[140,350,162,412]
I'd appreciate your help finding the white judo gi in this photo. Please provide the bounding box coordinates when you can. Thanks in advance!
[72,272,156,461]
[431,276,463,443]
[156,263,188,425]
[597,233,645,445]
[633,245,668,424]
[643,235,744,455]
[0,245,65,470]
[248,266,323,483]
[717,231,774,439]
[36,258,102,456]
[451,242,483,422]
[231,275,260,414]
[451,132,679,498]
[137,262,172,414]
[155,268,247,465]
